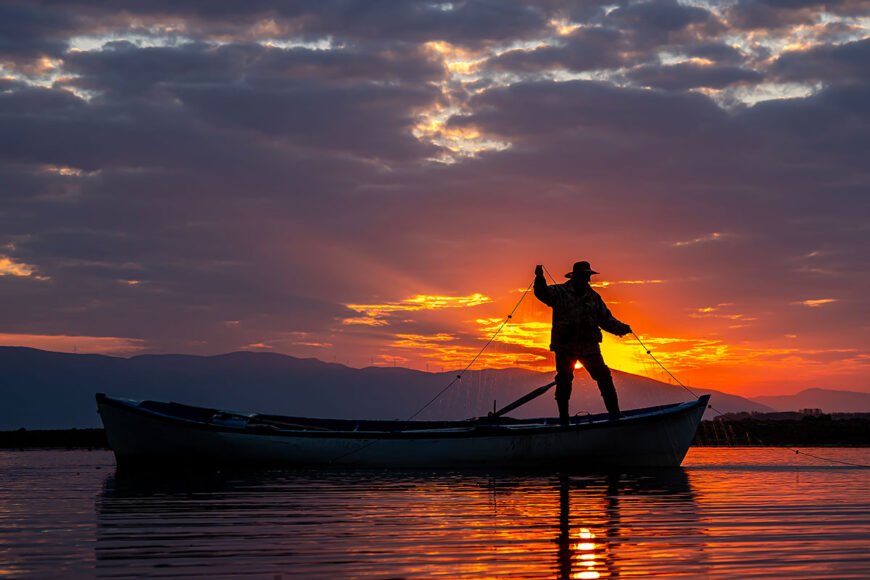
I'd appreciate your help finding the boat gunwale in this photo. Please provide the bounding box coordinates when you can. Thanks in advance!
[96,393,710,441]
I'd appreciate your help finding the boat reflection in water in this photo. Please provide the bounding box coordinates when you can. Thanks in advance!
[96,467,703,578]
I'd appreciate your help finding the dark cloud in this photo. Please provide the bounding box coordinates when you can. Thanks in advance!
[605,0,724,48]
[486,1,728,77]
[683,42,747,65]
[724,0,869,30]
[55,41,444,162]
[455,79,725,144]
[303,0,550,46]
[21,0,550,48]
[628,62,762,90]
[175,80,437,161]
[726,0,815,30]
[486,27,626,73]
[771,38,870,84]
[2,52,441,173]
[0,82,82,116]
[63,40,445,97]
[738,81,870,171]
[608,0,716,32]
[0,4,74,59]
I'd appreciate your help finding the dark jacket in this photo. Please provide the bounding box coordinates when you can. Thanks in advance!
[534,274,630,353]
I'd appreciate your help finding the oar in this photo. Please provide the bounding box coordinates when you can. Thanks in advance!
[489,381,556,418]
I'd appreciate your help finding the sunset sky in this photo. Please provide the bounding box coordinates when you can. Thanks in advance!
[1,1,867,396]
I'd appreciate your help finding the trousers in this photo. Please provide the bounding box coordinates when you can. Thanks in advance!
[554,349,620,419]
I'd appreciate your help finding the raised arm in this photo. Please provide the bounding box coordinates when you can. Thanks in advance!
[533,264,553,306]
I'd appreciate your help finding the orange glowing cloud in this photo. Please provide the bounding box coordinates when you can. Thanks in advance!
[549,19,582,36]
[475,318,550,350]
[689,303,758,322]
[423,40,482,74]
[343,293,492,326]
[791,298,837,307]
[384,328,548,371]
[591,279,665,289]
[0,255,46,279]
[672,232,728,246]
[43,164,89,177]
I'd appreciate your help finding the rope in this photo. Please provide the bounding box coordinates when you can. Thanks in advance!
[629,332,869,468]
[791,449,870,468]
[631,332,700,401]
[542,264,559,284]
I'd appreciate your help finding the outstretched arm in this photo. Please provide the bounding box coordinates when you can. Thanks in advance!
[595,294,631,336]
[533,264,552,306]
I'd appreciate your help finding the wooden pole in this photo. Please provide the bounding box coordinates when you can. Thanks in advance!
[489,381,557,418]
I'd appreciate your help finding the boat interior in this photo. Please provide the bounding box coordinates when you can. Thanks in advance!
[122,396,705,433]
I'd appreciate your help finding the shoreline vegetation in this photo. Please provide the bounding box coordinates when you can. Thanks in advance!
[1,428,107,449]
[694,413,870,447]
[2,413,869,449]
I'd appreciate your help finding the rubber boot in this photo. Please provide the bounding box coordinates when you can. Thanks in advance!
[557,398,571,428]
[598,378,622,420]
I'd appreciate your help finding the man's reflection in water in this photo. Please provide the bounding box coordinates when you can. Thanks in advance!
[557,473,621,579]
[555,469,699,579]
[557,474,573,579]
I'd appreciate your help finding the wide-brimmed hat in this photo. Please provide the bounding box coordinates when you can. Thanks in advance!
[565,261,599,278]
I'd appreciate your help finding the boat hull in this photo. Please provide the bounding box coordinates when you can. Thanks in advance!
[97,394,709,469]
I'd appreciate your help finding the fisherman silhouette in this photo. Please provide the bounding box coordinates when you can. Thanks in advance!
[534,261,631,426]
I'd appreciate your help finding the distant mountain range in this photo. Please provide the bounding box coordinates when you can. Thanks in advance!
[3,346,861,430]
[750,388,870,413]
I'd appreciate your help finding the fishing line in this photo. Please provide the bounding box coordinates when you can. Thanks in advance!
[629,332,869,468]
[406,278,535,421]
[631,332,700,401]
[542,264,559,284]
[788,449,869,468]
[328,277,536,464]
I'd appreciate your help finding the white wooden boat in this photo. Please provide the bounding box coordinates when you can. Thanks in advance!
[96,392,710,468]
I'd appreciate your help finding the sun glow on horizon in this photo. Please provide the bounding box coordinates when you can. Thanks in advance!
[328,280,870,396]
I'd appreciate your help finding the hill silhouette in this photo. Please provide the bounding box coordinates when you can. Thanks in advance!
[751,388,870,413]
[1,346,771,429]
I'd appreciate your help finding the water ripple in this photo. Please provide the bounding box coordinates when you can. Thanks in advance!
[0,448,867,578]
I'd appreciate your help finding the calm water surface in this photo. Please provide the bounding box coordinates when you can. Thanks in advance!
[0,448,868,578]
